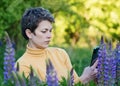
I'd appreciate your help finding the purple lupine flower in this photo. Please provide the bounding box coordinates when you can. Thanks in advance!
[11,62,27,86]
[107,42,116,84]
[97,38,117,86]
[104,42,116,86]
[103,57,110,86]
[11,71,21,86]
[67,68,74,86]
[110,57,116,84]
[97,36,107,85]
[28,66,41,86]
[100,36,104,44]
[46,59,59,86]
[115,42,120,85]
[3,32,16,83]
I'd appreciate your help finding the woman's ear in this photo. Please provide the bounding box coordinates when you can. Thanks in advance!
[25,29,32,39]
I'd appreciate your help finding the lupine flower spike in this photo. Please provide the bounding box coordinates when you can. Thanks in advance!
[28,66,41,86]
[46,59,59,86]
[115,42,120,85]
[97,36,107,86]
[12,62,28,86]
[3,32,16,83]
[97,37,117,86]
[12,71,21,86]
[16,62,19,72]
[11,62,20,86]
[104,41,116,85]
[12,62,26,86]
[67,68,74,86]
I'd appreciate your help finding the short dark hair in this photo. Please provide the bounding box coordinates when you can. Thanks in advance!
[21,7,55,40]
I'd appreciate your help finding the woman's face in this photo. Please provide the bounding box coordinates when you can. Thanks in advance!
[27,20,52,49]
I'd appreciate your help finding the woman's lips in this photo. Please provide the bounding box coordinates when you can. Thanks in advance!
[45,41,50,44]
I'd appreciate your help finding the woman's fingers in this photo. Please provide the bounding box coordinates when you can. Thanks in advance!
[91,60,98,69]
[90,60,98,77]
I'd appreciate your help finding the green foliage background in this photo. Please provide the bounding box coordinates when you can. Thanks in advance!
[0,0,120,49]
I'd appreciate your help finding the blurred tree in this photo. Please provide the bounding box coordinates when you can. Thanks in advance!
[0,0,120,49]
[83,0,120,41]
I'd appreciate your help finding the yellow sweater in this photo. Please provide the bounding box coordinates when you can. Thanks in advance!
[16,46,80,83]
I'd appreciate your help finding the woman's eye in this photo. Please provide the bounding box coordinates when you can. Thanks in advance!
[50,29,52,32]
[41,31,46,33]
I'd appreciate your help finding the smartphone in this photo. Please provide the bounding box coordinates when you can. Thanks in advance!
[90,46,99,66]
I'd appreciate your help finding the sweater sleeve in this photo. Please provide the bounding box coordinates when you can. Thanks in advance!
[59,49,81,83]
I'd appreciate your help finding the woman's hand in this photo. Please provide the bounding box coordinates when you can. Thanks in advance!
[80,60,98,84]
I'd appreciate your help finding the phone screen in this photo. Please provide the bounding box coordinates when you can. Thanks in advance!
[90,46,99,66]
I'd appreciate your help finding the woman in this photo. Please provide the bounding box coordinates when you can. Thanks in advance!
[16,7,98,84]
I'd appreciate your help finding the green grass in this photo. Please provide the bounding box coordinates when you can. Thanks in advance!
[63,47,93,75]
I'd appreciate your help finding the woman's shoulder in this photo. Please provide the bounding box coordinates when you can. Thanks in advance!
[47,47,66,53]
[47,47,69,60]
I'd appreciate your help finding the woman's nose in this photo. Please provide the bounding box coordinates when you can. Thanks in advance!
[47,32,52,38]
